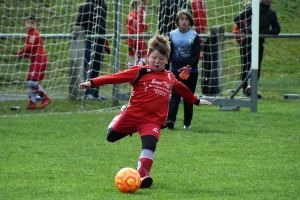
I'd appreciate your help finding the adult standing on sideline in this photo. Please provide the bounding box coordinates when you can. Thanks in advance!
[165,9,201,130]
[234,0,280,98]
[75,0,108,100]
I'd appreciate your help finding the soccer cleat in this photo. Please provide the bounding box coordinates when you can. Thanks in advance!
[242,90,250,97]
[183,125,191,129]
[40,96,51,109]
[85,94,108,101]
[257,93,262,99]
[246,85,251,95]
[84,94,95,100]
[140,175,153,189]
[26,101,37,110]
[166,121,175,130]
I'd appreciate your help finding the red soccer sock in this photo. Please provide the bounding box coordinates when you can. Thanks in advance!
[137,157,153,178]
[33,85,46,98]
[38,90,46,98]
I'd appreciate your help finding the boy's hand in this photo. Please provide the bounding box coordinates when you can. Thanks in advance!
[178,66,192,80]
[198,99,212,106]
[79,81,92,89]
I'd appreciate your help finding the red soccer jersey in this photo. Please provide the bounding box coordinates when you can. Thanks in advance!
[191,0,207,34]
[90,66,198,125]
[127,11,138,36]
[127,8,148,35]
[127,8,148,58]
[139,7,148,33]
[18,28,47,62]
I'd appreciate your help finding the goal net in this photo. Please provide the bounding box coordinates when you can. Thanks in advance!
[0,0,251,115]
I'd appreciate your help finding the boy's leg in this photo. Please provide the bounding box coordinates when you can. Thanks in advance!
[136,40,147,66]
[182,73,198,128]
[39,87,51,109]
[84,40,94,98]
[107,105,131,142]
[167,91,181,129]
[26,80,38,110]
[33,84,51,109]
[91,42,106,99]
[128,43,136,68]
[27,80,49,110]
[138,135,158,189]
[240,40,251,95]
[107,128,128,142]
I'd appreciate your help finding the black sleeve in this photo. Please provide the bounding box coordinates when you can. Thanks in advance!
[188,34,201,69]
[234,6,252,32]
[75,4,90,30]
[268,12,281,35]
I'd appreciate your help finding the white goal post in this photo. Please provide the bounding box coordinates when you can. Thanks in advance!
[0,0,260,113]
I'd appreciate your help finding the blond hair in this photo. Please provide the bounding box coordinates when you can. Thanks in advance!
[148,35,171,58]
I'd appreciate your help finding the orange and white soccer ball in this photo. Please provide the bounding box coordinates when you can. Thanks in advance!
[115,167,141,193]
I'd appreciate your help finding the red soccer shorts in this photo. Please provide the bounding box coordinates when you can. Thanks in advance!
[112,111,161,140]
[27,56,48,81]
[128,39,147,58]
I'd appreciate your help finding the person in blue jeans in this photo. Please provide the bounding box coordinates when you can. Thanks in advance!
[75,0,108,100]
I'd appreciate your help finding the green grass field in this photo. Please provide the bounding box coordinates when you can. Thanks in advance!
[1,100,300,200]
[1,0,300,199]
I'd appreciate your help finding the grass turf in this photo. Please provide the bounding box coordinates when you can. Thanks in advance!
[0,100,300,199]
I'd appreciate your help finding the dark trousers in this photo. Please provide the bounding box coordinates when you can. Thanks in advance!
[240,38,264,90]
[167,71,198,126]
[84,39,105,97]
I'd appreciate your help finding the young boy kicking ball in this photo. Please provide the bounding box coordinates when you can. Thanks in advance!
[79,35,212,189]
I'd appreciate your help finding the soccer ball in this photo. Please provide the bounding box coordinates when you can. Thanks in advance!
[115,167,141,193]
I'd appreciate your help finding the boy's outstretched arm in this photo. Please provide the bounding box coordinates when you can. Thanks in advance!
[195,99,212,106]
[79,81,91,89]
[173,78,212,106]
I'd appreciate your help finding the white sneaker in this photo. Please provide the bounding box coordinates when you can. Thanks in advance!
[183,125,191,129]
[84,94,95,100]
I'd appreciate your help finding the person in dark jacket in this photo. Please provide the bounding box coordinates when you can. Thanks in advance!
[165,9,201,130]
[75,0,108,100]
[158,0,190,35]
[234,0,280,98]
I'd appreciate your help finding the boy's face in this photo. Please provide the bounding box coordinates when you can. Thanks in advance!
[147,50,169,72]
[25,19,36,30]
[178,14,190,32]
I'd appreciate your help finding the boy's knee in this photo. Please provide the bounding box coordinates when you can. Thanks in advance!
[106,128,115,142]
[107,128,127,142]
